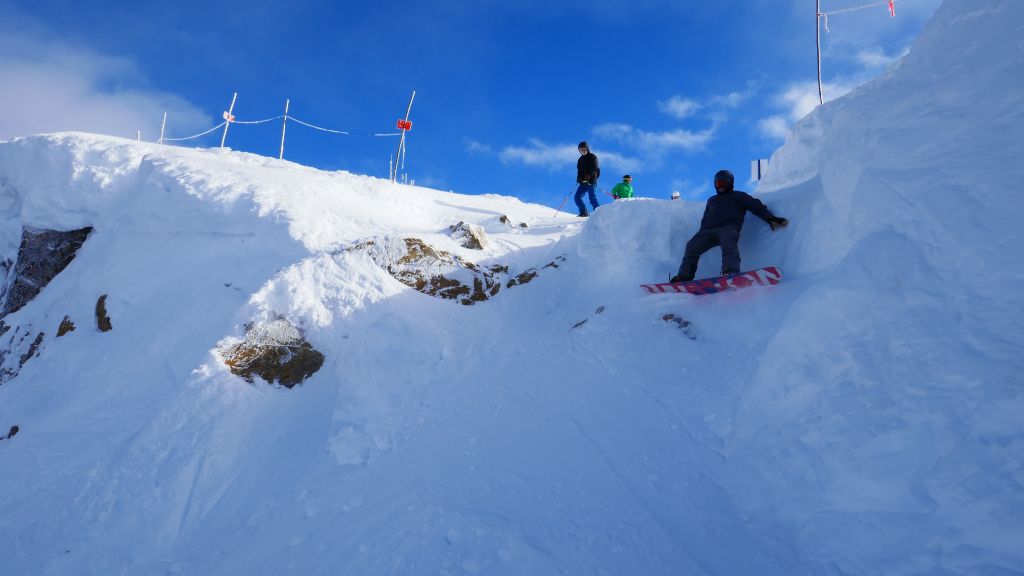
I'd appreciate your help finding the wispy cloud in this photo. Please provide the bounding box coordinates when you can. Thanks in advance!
[499,138,643,174]
[0,14,209,141]
[657,96,701,120]
[656,88,752,121]
[757,79,860,141]
[464,138,493,155]
[594,122,716,157]
[855,47,907,69]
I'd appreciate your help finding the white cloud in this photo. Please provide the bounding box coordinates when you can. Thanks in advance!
[758,115,793,141]
[657,96,701,120]
[757,80,859,141]
[594,122,715,154]
[464,138,493,155]
[657,89,751,121]
[0,22,209,141]
[855,47,907,69]
[709,90,752,109]
[499,138,643,174]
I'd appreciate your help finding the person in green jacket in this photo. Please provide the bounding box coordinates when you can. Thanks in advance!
[611,175,634,199]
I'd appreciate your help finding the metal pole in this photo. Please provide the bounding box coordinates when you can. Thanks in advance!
[393,90,416,183]
[220,92,238,148]
[279,99,290,160]
[137,130,141,142]
[816,0,824,105]
[158,112,167,144]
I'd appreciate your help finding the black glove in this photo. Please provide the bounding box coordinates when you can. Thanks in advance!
[769,217,789,231]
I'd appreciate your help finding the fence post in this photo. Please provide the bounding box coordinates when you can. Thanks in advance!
[392,90,416,183]
[220,92,238,148]
[816,0,824,106]
[279,99,290,160]
[158,112,167,144]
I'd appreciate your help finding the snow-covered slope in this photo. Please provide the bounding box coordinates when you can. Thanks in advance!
[1,0,1022,574]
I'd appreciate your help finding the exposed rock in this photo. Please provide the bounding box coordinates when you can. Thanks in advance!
[543,255,567,269]
[507,268,538,288]
[19,332,44,367]
[0,323,47,383]
[219,318,324,388]
[571,319,588,330]
[662,313,696,340]
[1,425,18,440]
[449,221,489,250]
[1,226,92,317]
[96,295,112,332]
[499,215,529,229]
[57,316,75,337]
[355,237,506,305]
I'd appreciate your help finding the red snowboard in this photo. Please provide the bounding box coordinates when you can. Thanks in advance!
[641,267,782,296]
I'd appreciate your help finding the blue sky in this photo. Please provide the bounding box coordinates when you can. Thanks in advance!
[0,0,940,207]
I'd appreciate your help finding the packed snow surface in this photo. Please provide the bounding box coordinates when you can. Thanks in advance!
[1,0,1023,573]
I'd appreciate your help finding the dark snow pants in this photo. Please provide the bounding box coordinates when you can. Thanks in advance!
[676,225,741,280]
[574,183,599,215]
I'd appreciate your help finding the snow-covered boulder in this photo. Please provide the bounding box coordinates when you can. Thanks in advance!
[448,221,489,250]
[217,318,324,388]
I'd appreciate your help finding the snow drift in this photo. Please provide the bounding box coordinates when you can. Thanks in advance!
[1,0,1022,574]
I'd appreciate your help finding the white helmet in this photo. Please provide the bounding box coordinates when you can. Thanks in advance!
[671,191,681,199]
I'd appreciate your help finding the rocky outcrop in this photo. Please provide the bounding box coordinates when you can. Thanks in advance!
[505,255,566,289]
[95,295,112,332]
[218,318,324,388]
[355,237,507,305]
[0,226,92,318]
[499,215,528,229]
[352,236,567,305]
[0,323,45,384]
[57,316,75,336]
[449,221,489,250]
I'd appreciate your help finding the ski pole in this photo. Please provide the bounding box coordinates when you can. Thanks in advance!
[554,194,569,217]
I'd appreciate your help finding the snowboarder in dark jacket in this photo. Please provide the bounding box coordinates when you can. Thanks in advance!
[574,141,600,217]
[670,169,788,282]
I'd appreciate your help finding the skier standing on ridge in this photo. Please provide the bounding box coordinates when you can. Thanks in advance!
[574,141,600,217]
[670,169,788,283]
[611,175,634,199]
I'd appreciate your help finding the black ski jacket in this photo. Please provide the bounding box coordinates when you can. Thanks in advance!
[699,188,775,231]
[577,152,600,185]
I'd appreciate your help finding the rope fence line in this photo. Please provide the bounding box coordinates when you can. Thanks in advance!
[285,115,400,137]
[229,115,284,125]
[154,90,416,182]
[815,0,898,103]
[161,121,228,142]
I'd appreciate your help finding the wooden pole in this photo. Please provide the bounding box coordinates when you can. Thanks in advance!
[220,92,238,148]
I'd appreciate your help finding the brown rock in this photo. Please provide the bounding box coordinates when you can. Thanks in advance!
[220,319,324,388]
[57,316,75,337]
[96,295,112,332]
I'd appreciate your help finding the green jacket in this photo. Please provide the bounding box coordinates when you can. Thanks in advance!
[611,181,634,199]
